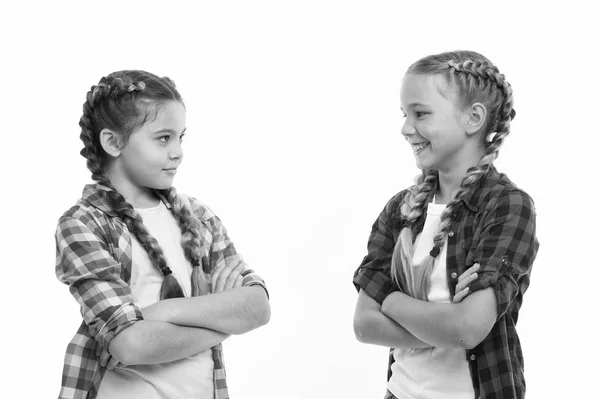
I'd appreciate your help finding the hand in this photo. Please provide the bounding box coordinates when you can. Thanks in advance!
[96,344,122,370]
[452,263,480,303]
[211,261,245,293]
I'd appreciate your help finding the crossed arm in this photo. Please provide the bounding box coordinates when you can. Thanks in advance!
[353,263,496,350]
[107,264,270,367]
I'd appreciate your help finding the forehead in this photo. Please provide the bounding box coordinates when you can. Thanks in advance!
[142,100,186,130]
[400,74,452,108]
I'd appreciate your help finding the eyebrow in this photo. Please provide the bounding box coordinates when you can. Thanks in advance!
[153,127,187,135]
[400,103,430,113]
[404,102,429,108]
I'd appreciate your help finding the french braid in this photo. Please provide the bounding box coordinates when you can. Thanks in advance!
[390,51,515,300]
[161,186,211,296]
[79,70,205,300]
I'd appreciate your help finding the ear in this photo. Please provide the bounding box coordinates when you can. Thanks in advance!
[99,128,125,158]
[464,102,487,136]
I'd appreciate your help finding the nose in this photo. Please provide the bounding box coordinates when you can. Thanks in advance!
[169,140,183,160]
[401,119,416,138]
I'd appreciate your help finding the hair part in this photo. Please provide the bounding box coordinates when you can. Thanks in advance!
[79,70,209,299]
[391,51,515,299]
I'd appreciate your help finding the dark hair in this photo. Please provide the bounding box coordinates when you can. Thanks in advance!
[391,51,515,299]
[79,70,209,299]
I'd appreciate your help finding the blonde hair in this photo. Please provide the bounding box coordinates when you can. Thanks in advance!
[391,51,515,300]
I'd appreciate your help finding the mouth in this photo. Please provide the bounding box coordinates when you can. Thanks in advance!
[163,167,178,173]
[411,142,430,154]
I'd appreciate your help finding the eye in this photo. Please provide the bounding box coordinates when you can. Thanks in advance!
[401,112,407,118]
[179,133,185,143]
[158,135,170,143]
[415,111,428,118]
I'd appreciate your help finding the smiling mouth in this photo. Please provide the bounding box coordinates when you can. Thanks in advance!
[412,142,430,154]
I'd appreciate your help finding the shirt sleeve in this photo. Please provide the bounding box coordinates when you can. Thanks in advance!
[352,193,405,305]
[189,197,269,300]
[55,215,143,350]
[467,188,539,320]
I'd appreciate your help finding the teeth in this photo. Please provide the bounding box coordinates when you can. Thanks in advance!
[412,142,429,153]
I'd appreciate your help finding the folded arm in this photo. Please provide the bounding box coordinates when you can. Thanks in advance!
[381,287,497,349]
[353,289,433,349]
[142,285,271,335]
[108,321,229,366]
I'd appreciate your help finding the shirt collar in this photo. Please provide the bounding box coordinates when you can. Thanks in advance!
[82,183,173,217]
[423,164,499,214]
[457,164,499,213]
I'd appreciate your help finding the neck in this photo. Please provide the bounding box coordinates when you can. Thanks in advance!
[436,150,485,203]
[104,163,159,209]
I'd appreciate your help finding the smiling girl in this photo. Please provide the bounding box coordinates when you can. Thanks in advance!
[55,70,270,399]
[353,51,539,399]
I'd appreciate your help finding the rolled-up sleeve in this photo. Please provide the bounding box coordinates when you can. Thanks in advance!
[55,215,143,349]
[353,193,404,305]
[467,188,539,320]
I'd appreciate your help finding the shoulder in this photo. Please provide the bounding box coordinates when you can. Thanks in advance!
[57,199,104,232]
[56,196,123,245]
[479,171,536,219]
[381,188,411,218]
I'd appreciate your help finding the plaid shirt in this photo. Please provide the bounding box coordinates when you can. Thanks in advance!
[353,166,539,399]
[55,183,267,399]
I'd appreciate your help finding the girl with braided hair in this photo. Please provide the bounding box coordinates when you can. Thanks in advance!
[353,51,539,399]
[55,70,270,399]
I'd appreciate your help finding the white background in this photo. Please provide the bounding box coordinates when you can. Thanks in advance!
[0,1,598,398]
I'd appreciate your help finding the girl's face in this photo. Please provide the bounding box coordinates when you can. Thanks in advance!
[118,100,187,192]
[400,74,471,173]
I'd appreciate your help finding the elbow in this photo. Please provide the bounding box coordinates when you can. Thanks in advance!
[458,334,483,350]
[107,330,139,366]
[233,287,271,334]
[253,296,271,328]
[456,322,490,350]
[353,312,371,344]
[106,322,147,366]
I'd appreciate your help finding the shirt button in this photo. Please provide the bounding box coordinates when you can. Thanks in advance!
[448,231,454,237]
[451,272,458,279]
[470,354,476,361]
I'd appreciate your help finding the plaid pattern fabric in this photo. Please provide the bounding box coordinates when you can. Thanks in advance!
[56,183,267,399]
[353,166,539,399]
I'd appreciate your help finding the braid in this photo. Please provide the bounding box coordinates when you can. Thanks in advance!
[162,187,211,296]
[390,170,437,298]
[78,70,188,300]
[392,51,515,300]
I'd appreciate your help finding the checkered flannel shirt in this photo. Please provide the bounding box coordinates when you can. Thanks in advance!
[55,183,267,399]
[353,166,539,399]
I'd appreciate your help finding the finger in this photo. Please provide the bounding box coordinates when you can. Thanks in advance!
[453,287,469,303]
[215,262,237,292]
[234,274,244,288]
[96,343,100,357]
[106,355,120,371]
[99,348,111,367]
[458,263,481,283]
[456,272,478,293]
[224,263,245,290]
[211,264,225,292]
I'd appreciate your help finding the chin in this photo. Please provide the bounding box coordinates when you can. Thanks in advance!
[146,178,174,191]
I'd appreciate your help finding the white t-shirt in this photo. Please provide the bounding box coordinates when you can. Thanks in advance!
[387,202,474,399]
[97,201,214,399]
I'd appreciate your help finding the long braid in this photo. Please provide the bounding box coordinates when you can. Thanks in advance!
[162,187,211,296]
[391,52,515,301]
[391,170,437,297]
[79,71,187,300]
